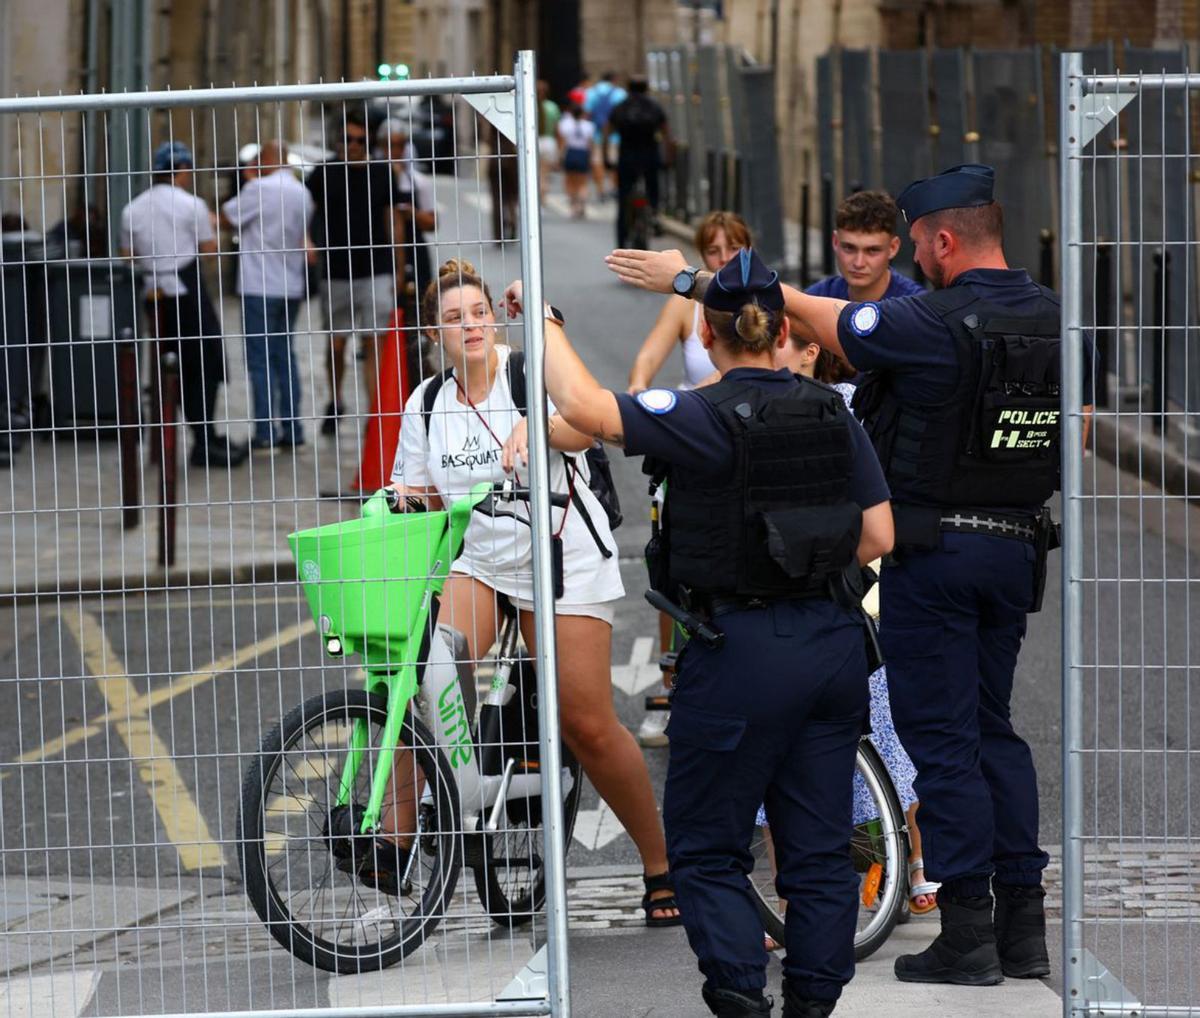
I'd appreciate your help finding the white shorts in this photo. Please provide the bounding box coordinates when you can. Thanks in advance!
[538,136,559,165]
[513,597,616,627]
[325,275,396,335]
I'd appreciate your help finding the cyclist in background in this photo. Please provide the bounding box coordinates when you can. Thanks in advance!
[608,76,669,249]
[389,258,682,927]
[626,210,752,748]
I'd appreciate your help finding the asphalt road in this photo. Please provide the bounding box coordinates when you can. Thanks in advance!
[1,171,1198,1012]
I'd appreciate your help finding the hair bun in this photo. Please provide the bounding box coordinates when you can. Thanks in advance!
[438,257,478,279]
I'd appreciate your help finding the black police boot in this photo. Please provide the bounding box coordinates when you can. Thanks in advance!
[701,984,772,1017]
[893,894,1004,986]
[781,979,836,1018]
[993,883,1050,978]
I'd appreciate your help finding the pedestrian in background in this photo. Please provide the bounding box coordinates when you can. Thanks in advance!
[557,102,594,219]
[536,79,561,205]
[120,140,246,468]
[221,139,314,451]
[307,108,406,429]
[608,77,669,249]
[586,71,626,200]
[376,118,437,319]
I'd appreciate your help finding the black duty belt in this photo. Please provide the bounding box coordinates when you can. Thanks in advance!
[702,594,826,618]
[939,511,1036,543]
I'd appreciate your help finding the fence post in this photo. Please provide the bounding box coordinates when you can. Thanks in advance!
[800,178,811,287]
[821,173,834,277]
[1152,250,1170,436]
[116,327,140,530]
[1094,242,1113,408]
[514,49,571,1018]
[157,348,179,568]
[1039,228,1055,288]
[1059,50,1085,1018]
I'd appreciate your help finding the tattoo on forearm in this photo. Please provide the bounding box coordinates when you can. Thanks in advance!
[592,429,625,448]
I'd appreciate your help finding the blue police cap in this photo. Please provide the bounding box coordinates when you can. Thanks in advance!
[896,163,995,225]
[703,247,785,314]
[152,141,194,173]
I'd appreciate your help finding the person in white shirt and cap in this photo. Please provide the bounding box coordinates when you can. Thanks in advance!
[119,140,246,468]
[222,140,316,451]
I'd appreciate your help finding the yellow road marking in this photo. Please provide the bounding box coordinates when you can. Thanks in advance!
[16,619,315,765]
[60,609,225,871]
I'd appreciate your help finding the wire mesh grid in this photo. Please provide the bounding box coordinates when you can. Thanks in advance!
[0,58,572,1018]
[1061,54,1200,1018]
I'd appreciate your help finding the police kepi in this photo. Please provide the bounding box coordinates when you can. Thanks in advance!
[843,163,1072,985]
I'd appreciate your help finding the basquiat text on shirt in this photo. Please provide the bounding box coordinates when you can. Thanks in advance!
[442,435,501,470]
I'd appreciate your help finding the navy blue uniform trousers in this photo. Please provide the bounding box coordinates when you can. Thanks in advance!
[664,600,868,1001]
[879,532,1050,894]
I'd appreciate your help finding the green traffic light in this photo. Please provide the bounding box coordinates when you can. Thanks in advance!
[395,64,410,79]
[377,63,392,78]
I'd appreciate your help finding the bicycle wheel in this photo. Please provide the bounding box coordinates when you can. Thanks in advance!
[473,750,582,927]
[238,688,461,973]
[749,738,908,961]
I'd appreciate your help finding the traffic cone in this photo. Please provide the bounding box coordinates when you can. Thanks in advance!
[350,307,410,493]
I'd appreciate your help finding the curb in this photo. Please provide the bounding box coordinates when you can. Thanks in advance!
[1092,413,1199,500]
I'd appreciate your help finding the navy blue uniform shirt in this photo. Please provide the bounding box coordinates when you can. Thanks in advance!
[805,268,925,301]
[615,367,890,511]
[835,268,1094,405]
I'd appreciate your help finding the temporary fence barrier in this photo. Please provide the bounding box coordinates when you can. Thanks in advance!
[0,51,574,1018]
[1060,52,1200,1018]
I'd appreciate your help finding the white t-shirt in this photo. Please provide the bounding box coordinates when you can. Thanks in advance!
[119,184,215,296]
[557,115,595,152]
[221,168,314,299]
[391,346,624,606]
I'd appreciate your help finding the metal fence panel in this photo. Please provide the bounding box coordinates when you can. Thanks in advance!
[1061,53,1200,1018]
[0,55,571,1018]
[930,49,969,172]
[816,52,835,200]
[974,48,1050,280]
[734,63,784,267]
[840,49,875,194]
[877,49,930,273]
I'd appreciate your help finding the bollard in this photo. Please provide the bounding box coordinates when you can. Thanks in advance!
[800,179,811,287]
[1094,243,1113,408]
[157,348,180,568]
[1152,250,1170,437]
[116,328,140,530]
[821,173,834,277]
[706,148,718,210]
[1039,229,1055,288]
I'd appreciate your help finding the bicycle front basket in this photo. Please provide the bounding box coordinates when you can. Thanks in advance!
[289,509,449,659]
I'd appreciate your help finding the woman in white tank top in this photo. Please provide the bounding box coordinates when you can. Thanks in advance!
[627,211,754,394]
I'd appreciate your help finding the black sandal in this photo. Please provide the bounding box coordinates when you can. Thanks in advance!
[642,871,683,927]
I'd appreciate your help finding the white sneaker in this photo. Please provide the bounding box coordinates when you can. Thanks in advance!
[637,710,670,747]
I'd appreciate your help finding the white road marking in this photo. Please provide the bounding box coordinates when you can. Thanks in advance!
[572,801,627,852]
[610,636,661,697]
[0,970,100,1018]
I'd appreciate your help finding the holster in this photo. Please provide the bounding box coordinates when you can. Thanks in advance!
[828,563,885,673]
[1029,507,1061,614]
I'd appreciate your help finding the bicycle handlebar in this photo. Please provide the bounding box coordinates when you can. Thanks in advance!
[381,484,568,517]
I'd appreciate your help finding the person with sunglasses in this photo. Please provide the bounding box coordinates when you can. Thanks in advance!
[307,107,409,433]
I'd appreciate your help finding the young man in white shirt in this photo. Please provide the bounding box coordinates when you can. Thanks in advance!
[222,140,315,450]
[119,140,246,468]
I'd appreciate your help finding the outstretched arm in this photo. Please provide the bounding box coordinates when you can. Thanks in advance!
[606,247,855,368]
[503,282,625,447]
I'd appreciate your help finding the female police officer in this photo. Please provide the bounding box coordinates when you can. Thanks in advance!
[504,249,893,1018]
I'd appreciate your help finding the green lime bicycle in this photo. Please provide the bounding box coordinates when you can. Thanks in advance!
[237,482,581,973]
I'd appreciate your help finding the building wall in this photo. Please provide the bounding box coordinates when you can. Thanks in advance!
[580,0,678,80]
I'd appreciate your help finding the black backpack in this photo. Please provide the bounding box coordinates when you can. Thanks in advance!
[420,352,623,558]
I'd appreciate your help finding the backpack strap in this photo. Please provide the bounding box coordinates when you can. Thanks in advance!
[506,350,528,415]
[422,368,454,437]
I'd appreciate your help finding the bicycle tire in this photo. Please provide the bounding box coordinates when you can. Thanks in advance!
[238,688,461,973]
[473,749,583,927]
[749,738,908,961]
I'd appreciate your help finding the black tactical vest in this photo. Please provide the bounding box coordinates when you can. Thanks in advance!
[649,376,863,601]
[852,284,1062,511]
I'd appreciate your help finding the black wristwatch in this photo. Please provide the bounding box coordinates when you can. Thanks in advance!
[543,302,566,326]
[672,266,699,299]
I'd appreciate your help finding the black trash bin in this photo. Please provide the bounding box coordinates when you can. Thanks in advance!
[43,254,138,431]
[0,231,48,457]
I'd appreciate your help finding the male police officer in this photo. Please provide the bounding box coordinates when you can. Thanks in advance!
[607,163,1089,989]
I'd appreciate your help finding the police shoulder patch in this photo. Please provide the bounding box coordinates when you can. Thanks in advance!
[849,302,881,337]
[636,388,678,415]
